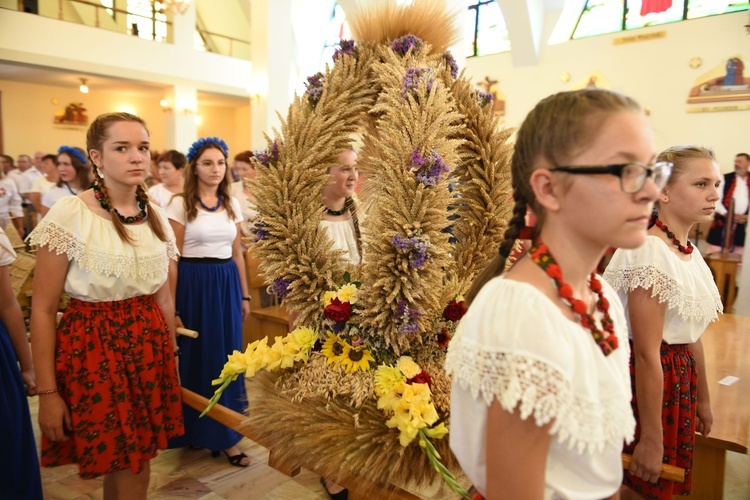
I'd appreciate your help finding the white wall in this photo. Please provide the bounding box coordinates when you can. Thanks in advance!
[464,11,748,172]
[0,79,250,158]
[0,9,251,97]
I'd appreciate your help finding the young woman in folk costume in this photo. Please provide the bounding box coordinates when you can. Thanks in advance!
[166,137,251,467]
[28,112,183,499]
[316,148,362,500]
[445,88,671,499]
[40,146,91,216]
[604,146,723,500]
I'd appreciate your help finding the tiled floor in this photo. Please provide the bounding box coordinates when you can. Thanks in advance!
[28,386,750,499]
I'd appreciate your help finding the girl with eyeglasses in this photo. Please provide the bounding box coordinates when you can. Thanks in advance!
[604,146,723,500]
[445,88,663,499]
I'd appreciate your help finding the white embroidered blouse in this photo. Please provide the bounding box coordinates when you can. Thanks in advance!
[27,196,178,302]
[445,276,635,499]
[603,235,722,344]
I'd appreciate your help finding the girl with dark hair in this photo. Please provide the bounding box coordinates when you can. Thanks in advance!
[445,88,671,498]
[149,150,187,208]
[604,146,723,500]
[28,112,183,498]
[40,146,91,216]
[166,137,251,467]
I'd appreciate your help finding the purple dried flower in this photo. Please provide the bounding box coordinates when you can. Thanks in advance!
[391,34,424,56]
[252,218,269,242]
[304,72,325,106]
[476,90,494,108]
[401,67,436,102]
[270,278,291,300]
[396,300,421,335]
[444,51,459,79]
[390,234,431,269]
[333,39,358,62]
[332,321,347,334]
[255,140,281,167]
[409,149,450,187]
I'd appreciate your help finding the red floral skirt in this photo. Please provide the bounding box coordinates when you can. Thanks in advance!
[623,341,697,499]
[41,295,184,479]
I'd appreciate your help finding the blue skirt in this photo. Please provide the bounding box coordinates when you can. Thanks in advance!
[0,321,43,499]
[169,258,246,450]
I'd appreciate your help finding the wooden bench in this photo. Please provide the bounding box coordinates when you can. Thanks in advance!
[242,250,289,347]
[692,313,750,497]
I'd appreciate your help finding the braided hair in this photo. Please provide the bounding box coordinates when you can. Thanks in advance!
[466,88,643,305]
[86,112,169,244]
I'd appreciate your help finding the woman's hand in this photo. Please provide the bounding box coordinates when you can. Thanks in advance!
[39,393,72,442]
[696,401,713,436]
[241,300,250,320]
[175,315,185,330]
[21,367,37,396]
[629,437,663,484]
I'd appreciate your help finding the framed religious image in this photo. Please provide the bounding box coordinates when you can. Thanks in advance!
[687,56,749,104]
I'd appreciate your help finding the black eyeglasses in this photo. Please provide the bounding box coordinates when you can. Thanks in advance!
[550,161,673,194]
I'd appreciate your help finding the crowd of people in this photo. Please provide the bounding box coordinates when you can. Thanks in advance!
[0,87,746,499]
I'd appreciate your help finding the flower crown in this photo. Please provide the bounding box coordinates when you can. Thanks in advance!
[187,137,229,163]
[58,146,88,165]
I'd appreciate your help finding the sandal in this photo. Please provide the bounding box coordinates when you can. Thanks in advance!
[211,449,250,468]
[320,477,349,500]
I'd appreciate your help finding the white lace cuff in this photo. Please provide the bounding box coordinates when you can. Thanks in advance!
[29,219,172,280]
[446,339,635,454]
[605,265,722,323]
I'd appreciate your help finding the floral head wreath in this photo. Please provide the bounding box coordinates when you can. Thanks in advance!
[187,137,229,163]
[57,146,88,166]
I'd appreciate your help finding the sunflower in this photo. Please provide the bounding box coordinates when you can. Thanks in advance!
[321,331,350,365]
[340,345,375,373]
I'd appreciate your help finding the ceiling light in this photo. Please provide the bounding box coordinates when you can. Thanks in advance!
[79,78,89,94]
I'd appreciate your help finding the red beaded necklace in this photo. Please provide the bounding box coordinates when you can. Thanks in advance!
[529,239,618,356]
[654,218,693,255]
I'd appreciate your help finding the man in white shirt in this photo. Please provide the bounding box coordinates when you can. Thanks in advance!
[16,154,42,198]
[707,152,749,254]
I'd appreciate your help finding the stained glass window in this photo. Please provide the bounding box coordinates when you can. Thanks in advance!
[321,3,351,65]
[466,0,511,57]
[573,0,749,39]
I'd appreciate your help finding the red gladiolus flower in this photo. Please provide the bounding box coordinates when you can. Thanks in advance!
[324,298,352,322]
[443,300,467,322]
[408,370,432,388]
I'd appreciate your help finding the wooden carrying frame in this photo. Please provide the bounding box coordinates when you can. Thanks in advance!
[180,387,685,496]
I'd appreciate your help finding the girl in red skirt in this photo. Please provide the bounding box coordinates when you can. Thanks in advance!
[29,112,184,498]
[605,146,724,499]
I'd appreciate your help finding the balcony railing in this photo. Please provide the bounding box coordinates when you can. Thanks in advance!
[10,0,250,59]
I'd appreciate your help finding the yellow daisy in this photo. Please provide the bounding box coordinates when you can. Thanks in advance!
[374,364,407,397]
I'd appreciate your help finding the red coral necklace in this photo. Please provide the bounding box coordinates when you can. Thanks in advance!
[529,239,618,356]
[653,218,693,255]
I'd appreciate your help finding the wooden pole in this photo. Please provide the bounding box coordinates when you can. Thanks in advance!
[621,453,685,483]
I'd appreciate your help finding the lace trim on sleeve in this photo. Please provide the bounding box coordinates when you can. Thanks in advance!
[604,265,722,322]
[445,338,635,454]
[28,219,170,280]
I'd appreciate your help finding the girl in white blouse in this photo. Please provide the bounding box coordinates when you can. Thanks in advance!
[604,146,723,499]
[321,149,362,265]
[445,89,669,499]
[40,146,91,216]
[166,137,250,467]
[29,113,183,498]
